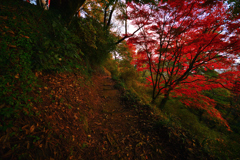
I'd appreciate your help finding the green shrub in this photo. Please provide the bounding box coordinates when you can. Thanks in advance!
[114,81,126,90]
[119,66,138,87]
[121,89,141,105]
[30,15,82,73]
[104,59,119,78]
[0,0,83,131]
[69,17,116,68]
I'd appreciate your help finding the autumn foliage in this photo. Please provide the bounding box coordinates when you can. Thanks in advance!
[126,0,240,127]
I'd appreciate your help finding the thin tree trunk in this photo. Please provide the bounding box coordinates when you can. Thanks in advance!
[151,97,156,104]
[125,9,127,35]
[159,93,170,109]
[104,6,108,28]
[113,51,117,60]
[106,0,118,29]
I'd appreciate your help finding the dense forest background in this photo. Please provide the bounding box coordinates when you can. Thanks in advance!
[0,0,240,159]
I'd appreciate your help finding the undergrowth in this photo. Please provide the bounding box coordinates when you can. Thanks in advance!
[1,0,239,159]
[106,56,240,159]
[0,0,115,159]
[0,0,82,132]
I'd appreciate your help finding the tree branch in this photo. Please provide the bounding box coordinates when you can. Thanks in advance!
[115,24,145,44]
[107,0,118,29]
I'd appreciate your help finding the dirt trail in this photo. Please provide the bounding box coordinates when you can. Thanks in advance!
[80,75,183,160]
[0,72,208,160]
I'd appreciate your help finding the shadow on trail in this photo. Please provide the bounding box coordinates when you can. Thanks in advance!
[80,75,211,160]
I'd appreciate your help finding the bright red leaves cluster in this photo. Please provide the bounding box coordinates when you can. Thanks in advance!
[126,0,240,128]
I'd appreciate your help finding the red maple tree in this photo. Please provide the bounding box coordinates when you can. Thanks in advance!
[126,0,240,127]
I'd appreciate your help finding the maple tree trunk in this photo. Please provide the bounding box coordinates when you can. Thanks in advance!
[159,93,170,109]
[125,9,127,35]
[151,97,156,104]
[198,110,205,121]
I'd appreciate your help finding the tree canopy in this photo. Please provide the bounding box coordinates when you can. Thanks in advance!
[126,0,240,127]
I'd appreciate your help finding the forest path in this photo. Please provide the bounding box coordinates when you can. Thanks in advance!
[0,71,206,160]
[80,74,180,160]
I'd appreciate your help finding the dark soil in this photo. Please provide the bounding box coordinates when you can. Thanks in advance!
[1,72,211,160]
[78,73,210,160]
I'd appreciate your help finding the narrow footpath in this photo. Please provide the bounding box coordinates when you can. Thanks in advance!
[0,72,211,160]
[80,74,191,160]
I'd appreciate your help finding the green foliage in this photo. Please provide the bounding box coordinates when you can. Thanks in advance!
[121,89,141,105]
[228,0,240,17]
[159,98,240,159]
[114,80,126,90]
[104,58,119,78]
[70,17,116,67]
[81,143,88,149]
[119,59,138,87]
[0,2,38,131]
[0,0,84,131]
[202,88,240,135]
[30,13,82,72]
[138,69,151,83]
[203,88,231,107]
[201,68,219,78]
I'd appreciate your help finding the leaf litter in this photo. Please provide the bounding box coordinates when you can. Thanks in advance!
[0,71,213,159]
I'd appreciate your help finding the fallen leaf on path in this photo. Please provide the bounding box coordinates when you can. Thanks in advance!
[30,125,35,133]
[0,16,7,20]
